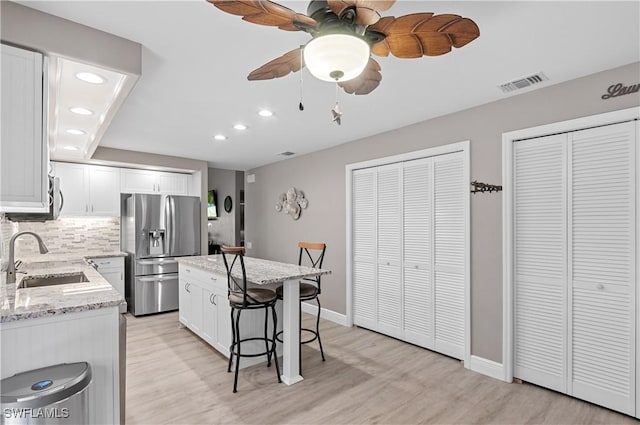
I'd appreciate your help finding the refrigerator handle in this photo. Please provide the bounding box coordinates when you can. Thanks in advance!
[169,195,176,255]
[164,195,172,256]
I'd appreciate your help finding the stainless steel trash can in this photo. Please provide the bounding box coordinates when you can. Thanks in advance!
[1,362,92,425]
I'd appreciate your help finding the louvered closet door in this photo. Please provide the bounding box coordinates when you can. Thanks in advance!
[376,164,403,338]
[352,168,377,330]
[403,158,433,348]
[513,134,568,392]
[568,121,636,415]
[433,152,466,359]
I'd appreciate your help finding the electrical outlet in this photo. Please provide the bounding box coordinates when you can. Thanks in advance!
[246,242,253,249]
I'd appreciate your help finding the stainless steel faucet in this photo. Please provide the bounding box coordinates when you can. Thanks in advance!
[6,231,49,284]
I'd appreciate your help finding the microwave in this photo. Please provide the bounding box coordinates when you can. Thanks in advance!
[6,175,63,222]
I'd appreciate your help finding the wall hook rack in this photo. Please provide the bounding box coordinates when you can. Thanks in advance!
[470,180,502,194]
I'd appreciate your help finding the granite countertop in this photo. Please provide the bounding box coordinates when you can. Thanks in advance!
[177,255,331,285]
[1,252,127,323]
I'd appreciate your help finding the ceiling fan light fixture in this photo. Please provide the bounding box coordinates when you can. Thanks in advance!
[304,34,370,82]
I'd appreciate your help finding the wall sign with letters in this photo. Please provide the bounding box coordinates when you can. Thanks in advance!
[601,82,639,100]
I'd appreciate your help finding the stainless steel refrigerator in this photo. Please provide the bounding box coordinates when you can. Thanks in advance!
[121,193,200,316]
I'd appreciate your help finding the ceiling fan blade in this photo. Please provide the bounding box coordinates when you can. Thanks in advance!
[369,13,480,58]
[338,58,382,95]
[208,0,317,32]
[327,0,395,26]
[247,48,304,81]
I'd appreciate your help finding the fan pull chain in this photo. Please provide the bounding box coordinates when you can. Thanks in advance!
[298,46,304,111]
[331,81,342,125]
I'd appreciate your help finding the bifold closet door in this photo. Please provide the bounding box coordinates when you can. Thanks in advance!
[376,164,403,338]
[433,152,466,359]
[568,121,636,415]
[513,133,568,393]
[352,168,377,330]
[403,158,433,348]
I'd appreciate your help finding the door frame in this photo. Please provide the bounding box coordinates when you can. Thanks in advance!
[501,106,639,383]
[345,140,470,365]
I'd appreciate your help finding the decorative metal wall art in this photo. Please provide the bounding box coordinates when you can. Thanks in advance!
[275,187,308,220]
[470,180,502,194]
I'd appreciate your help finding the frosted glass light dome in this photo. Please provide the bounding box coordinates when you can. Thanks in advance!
[303,34,370,82]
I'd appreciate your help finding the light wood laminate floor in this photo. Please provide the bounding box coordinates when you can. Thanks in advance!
[125,312,636,425]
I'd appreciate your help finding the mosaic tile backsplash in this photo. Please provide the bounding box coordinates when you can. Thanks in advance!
[1,216,120,259]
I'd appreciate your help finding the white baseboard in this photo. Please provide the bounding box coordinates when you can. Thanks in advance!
[467,355,508,382]
[301,302,349,327]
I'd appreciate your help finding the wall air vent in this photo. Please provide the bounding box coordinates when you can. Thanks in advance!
[279,151,295,156]
[498,72,549,93]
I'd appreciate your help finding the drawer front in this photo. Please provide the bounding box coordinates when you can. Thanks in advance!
[179,264,226,292]
[136,257,178,276]
[93,256,124,270]
[134,274,179,315]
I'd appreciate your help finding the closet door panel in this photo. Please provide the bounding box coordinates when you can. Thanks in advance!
[433,153,465,359]
[352,168,377,329]
[376,164,402,337]
[513,134,567,392]
[403,158,433,347]
[569,122,636,415]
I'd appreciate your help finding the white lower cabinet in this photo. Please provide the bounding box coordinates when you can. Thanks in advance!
[179,264,231,357]
[178,264,278,365]
[93,256,125,297]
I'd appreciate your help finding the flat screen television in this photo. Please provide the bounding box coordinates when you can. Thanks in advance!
[207,190,218,220]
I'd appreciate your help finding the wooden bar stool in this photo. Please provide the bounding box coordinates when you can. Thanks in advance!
[275,242,327,369]
[221,246,281,393]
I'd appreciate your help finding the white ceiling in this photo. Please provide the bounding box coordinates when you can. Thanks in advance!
[16,1,640,170]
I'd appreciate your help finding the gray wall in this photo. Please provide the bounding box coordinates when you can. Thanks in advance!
[245,62,640,363]
[92,147,209,254]
[207,168,242,247]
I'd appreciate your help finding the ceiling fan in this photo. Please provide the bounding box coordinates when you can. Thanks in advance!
[208,0,480,95]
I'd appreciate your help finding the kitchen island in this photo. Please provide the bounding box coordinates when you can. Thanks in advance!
[1,253,126,425]
[177,254,331,385]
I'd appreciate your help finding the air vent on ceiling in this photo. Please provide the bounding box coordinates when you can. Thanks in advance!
[279,151,295,156]
[498,72,549,93]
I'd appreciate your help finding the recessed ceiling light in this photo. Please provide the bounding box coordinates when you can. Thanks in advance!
[69,107,93,116]
[233,124,247,131]
[75,72,106,84]
[213,134,227,141]
[66,129,86,135]
[258,109,273,117]
[63,146,79,151]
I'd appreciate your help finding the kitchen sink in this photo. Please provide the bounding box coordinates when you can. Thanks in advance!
[18,272,90,289]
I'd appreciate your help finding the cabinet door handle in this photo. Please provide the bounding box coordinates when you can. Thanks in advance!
[210,276,217,281]
[91,205,94,213]
[157,184,160,192]
[85,205,88,213]
[185,283,191,293]
[210,294,217,305]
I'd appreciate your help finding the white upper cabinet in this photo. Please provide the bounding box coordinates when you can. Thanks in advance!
[0,44,48,213]
[53,162,120,217]
[121,169,188,195]
[89,166,121,216]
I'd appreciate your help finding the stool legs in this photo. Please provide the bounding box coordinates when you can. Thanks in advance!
[233,308,242,393]
[271,305,282,382]
[228,305,281,392]
[315,297,325,362]
[227,308,235,373]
